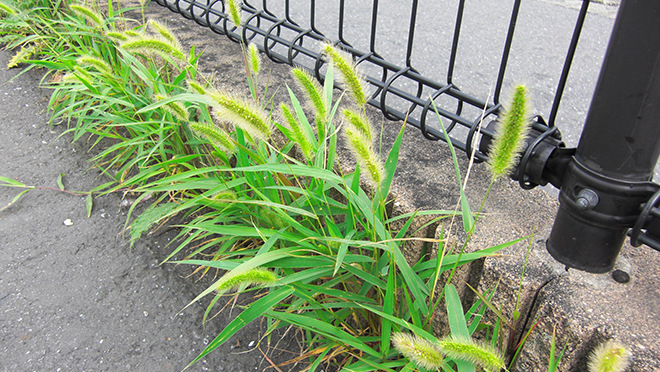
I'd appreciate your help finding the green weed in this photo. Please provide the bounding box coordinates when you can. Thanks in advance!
[0,2,545,371]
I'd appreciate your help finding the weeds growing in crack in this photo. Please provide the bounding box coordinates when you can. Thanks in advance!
[0,1,554,371]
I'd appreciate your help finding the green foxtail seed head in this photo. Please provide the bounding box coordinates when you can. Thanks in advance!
[77,55,112,75]
[190,122,236,154]
[226,0,242,28]
[106,31,129,41]
[343,109,372,143]
[438,336,505,372]
[291,68,328,141]
[187,80,207,95]
[392,332,445,370]
[63,67,91,84]
[215,268,277,295]
[260,209,289,230]
[208,91,272,141]
[121,36,186,62]
[124,30,142,38]
[248,43,261,76]
[588,341,632,372]
[281,103,314,159]
[292,68,327,121]
[487,84,532,181]
[147,19,181,52]
[7,45,36,69]
[344,126,383,187]
[322,43,368,107]
[154,94,189,122]
[69,4,104,27]
[280,103,314,156]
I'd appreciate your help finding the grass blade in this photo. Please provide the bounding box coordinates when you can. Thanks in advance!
[445,283,475,372]
[381,257,396,356]
[431,99,474,232]
[377,122,405,204]
[465,282,510,328]
[1,188,31,211]
[86,193,93,218]
[333,230,355,276]
[0,176,26,187]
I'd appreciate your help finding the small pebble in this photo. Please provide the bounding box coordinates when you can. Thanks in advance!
[63,219,73,226]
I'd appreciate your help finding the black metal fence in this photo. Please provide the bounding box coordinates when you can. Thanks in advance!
[154,0,584,167]
[155,0,660,273]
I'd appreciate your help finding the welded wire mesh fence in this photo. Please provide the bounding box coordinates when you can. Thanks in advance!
[154,0,602,169]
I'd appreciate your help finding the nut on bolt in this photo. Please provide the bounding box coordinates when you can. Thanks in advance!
[576,189,599,210]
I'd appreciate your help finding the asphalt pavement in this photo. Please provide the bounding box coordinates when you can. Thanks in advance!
[0,49,290,372]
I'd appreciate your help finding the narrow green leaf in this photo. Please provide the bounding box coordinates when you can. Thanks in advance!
[381,256,396,356]
[86,194,93,218]
[231,164,343,184]
[549,329,557,372]
[57,173,65,191]
[308,346,332,372]
[509,318,541,369]
[286,85,316,149]
[344,264,386,290]
[107,0,114,19]
[0,176,26,187]
[378,122,405,202]
[445,284,475,372]
[1,188,31,211]
[415,236,528,273]
[256,231,282,255]
[357,303,435,341]
[295,282,377,304]
[445,284,469,338]
[465,282,510,327]
[327,122,338,169]
[431,100,474,232]
[276,268,334,285]
[334,230,355,276]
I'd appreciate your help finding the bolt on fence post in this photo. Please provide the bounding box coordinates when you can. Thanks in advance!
[546,0,660,273]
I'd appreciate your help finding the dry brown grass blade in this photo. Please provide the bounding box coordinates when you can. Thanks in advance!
[258,346,285,372]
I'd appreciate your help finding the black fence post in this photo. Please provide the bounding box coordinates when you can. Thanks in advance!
[546,0,660,273]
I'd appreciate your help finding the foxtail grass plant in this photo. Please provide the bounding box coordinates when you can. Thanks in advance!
[1,1,539,370]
